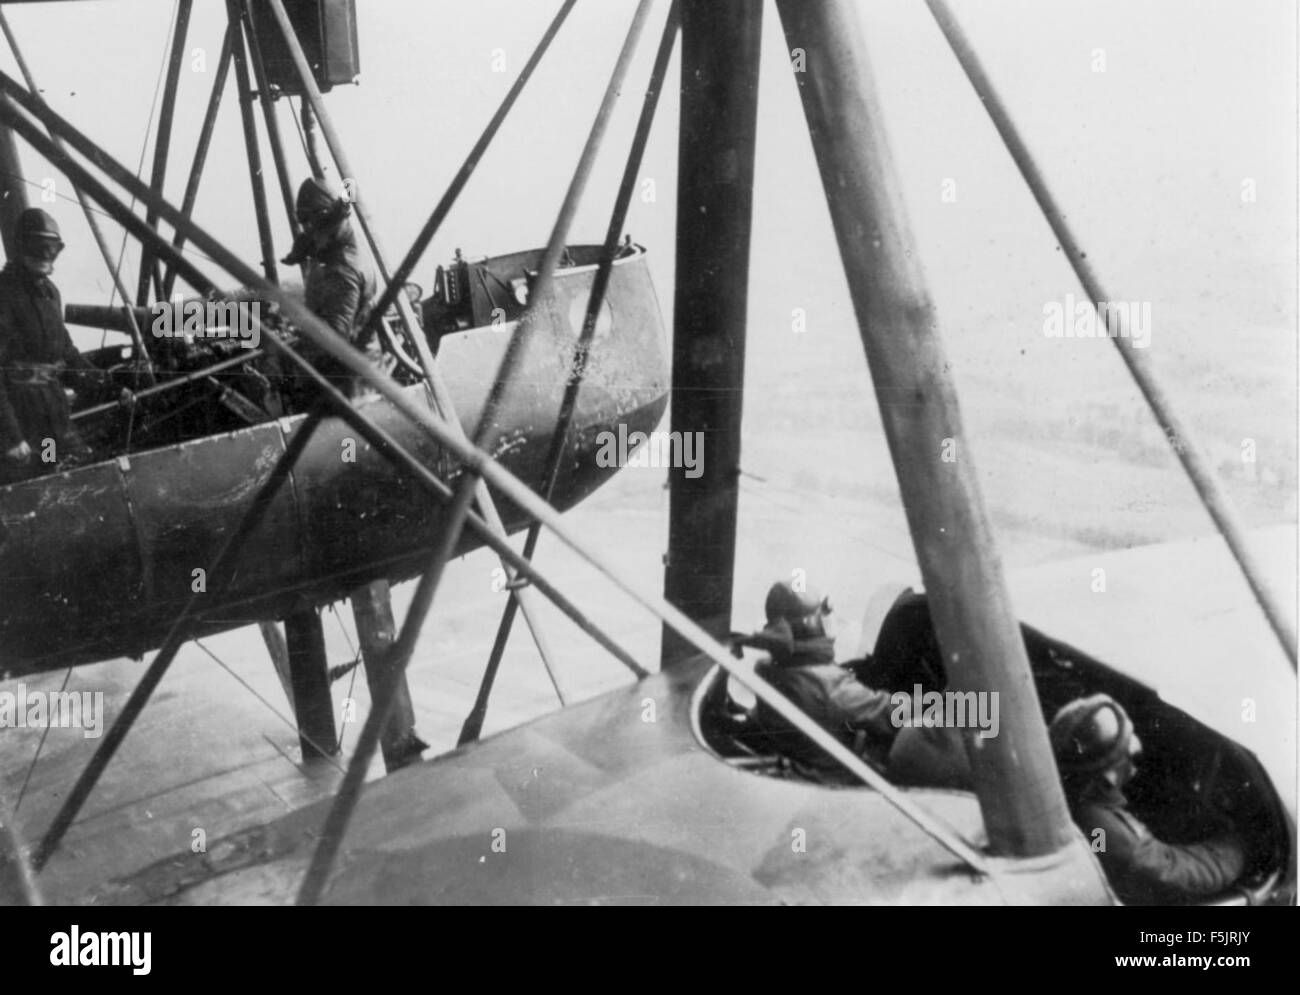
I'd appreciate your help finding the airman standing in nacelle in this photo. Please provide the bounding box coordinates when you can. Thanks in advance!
[0,208,101,485]
[279,177,378,405]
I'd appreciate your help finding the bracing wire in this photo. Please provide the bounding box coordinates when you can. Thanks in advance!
[194,639,345,774]
[13,666,73,813]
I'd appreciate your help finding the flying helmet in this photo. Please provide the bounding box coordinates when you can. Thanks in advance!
[16,207,65,254]
[1049,693,1137,775]
[282,178,351,266]
[765,580,831,640]
[294,177,349,231]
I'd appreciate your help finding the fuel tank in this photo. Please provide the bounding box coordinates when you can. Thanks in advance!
[0,246,668,677]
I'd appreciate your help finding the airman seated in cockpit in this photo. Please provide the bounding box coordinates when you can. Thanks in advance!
[747,581,901,772]
[741,581,972,790]
[1050,694,1246,904]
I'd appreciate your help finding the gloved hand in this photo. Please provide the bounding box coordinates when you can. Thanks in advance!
[4,439,32,462]
[281,230,312,267]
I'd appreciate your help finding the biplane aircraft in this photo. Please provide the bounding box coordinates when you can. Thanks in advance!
[0,0,1294,908]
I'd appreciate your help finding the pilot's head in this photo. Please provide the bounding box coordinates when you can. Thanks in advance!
[1049,693,1142,787]
[15,208,65,277]
[765,580,832,642]
[287,177,351,261]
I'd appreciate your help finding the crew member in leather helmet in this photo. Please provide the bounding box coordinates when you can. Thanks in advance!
[751,580,899,768]
[763,580,834,657]
[0,208,101,485]
[1050,693,1247,904]
[279,177,376,404]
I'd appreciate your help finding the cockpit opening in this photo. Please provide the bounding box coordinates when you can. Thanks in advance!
[693,587,1292,906]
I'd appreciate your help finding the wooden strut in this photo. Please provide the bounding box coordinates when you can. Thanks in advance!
[161,24,235,300]
[284,606,338,759]
[257,619,296,716]
[238,0,301,246]
[350,579,425,772]
[227,0,278,286]
[0,75,987,886]
[0,95,24,259]
[459,0,681,746]
[662,0,762,667]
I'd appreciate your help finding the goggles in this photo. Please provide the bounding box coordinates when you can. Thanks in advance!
[296,200,347,232]
[22,237,65,261]
[794,597,832,635]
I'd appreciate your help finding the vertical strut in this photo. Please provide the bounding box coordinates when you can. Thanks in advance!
[0,111,25,260]
[136,0,192,306]
[227,0,278,284]
[161,24,234,300]
[661,0,762,667]
[284,607,339,759]
[239,0,301,244]
[351,579,425,772]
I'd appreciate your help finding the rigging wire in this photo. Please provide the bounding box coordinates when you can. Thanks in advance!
[0,170,225,272]
[12,666,73,813]
[327,606,362,754]
[193,639,345,774]
[0,165,231,279]
[0,169,224,275]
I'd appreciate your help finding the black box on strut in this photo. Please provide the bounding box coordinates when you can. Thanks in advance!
[248,0,360,95]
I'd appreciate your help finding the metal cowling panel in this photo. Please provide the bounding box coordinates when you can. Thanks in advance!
[292,392,444,588]
[0,462,140,674]
[120,424,303,637]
